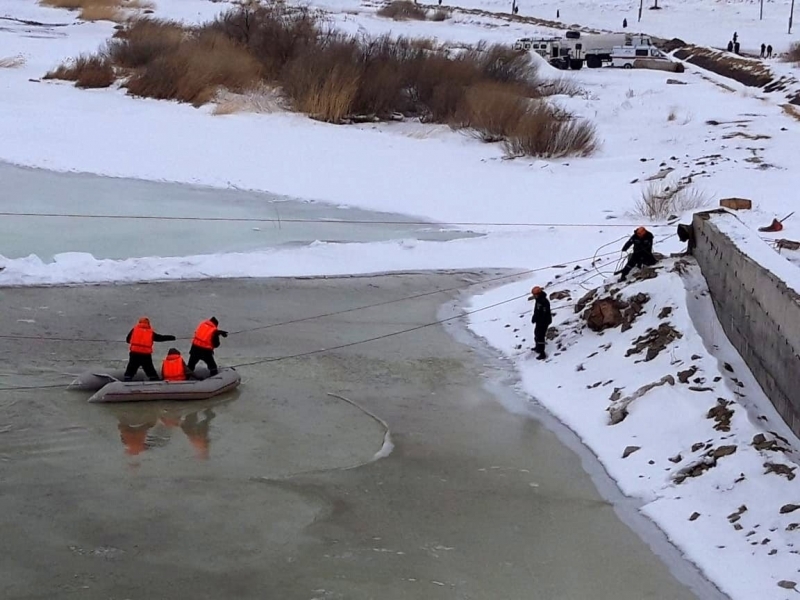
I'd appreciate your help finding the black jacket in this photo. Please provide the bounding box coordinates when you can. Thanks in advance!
[531,293,552,326]
[126,329,176,344]
[622,231,654,256]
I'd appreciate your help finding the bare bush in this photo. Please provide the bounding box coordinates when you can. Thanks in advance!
[377,1,427,20]
[667,107,677,121]
[48,2,599,156]
[44,54,115,88]
[126,30,262,105]
[633,180,711,220]
[453,82,529,142]
[431,8,449,21]
[504,103,598,158]
[109,19,185,68]
[539,76,583,97]
[39,0,148,21]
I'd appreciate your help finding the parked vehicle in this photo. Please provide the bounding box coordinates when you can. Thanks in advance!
[515,30,654,70]
[610,45,682,71]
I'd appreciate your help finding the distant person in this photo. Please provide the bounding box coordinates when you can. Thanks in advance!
[618,226,656,281]
[767,44,773,58]
[557,8,560,18]
[734,41,740,54]
[727,40,734,52]
[187,317,228,378]
[514,4,519,14]
[161,348,188,382]
[528,286,552,361]
[761,43,766,58]
[124,317,176,382]
[733,31,738,43]
[623,17,628,28]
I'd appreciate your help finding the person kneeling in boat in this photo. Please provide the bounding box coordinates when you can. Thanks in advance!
[161,348,189,382]
[124,317,177,382]
[188,317,228,378]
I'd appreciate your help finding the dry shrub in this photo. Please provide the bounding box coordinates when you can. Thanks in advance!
[78,4,122,21]
[667,107,677,121]
[0,56,25,68]
[44,54,115,88]
[109,18,185,68]
[633,180,711,220]
[453,82,529,142]
[503,103,598,158]
[126,30,261,105]
[377,1,427,21]
[431,8,449,21]
[49,2,599,157]
[281,35,361,121]
[784,42,800,64]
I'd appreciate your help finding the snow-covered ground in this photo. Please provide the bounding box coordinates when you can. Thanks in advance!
[2,0,800,597]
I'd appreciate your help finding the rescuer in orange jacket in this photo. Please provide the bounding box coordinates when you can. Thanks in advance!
[187,317,228,377]
[161,348,188,382]
[123,317,176,381]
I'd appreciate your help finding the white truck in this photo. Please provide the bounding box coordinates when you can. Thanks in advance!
[514,31,654,70]
[610,44,677,70]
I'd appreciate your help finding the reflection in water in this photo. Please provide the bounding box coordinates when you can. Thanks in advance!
[115,405,218,459]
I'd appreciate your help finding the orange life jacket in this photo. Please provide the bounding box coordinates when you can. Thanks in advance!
[192,320,217,350]
[161,354,186,381]
[130,322,154,354]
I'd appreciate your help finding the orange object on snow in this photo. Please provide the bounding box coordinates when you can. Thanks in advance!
[759,218,784,233]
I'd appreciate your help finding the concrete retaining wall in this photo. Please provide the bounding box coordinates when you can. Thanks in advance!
[692,210,800,435]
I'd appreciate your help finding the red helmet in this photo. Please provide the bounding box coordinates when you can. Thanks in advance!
[635,226,648,237]
[531,286,543,296]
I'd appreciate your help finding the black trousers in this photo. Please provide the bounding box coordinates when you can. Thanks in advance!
[620,252,656,277]
[188,345,218,376]
[124,352,159,380]
[534,322,549,355]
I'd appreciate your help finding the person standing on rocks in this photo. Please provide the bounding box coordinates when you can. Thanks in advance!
[528,286,552,361]
[767,44,773,58]
[761,43,766,58]
[618,226,656,281]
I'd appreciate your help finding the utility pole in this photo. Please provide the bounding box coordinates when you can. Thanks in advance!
[638,0,643,22]
[760,0,764,20]
[791,0,796,34]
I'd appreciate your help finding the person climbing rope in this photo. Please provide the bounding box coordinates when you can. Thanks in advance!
[617,226,656,281]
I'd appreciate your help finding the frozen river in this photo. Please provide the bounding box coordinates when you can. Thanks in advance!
[0,162,472,260]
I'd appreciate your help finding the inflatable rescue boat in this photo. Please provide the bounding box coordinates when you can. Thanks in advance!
[69,367,241,403]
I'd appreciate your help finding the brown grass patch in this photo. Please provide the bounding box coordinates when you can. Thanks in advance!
[431,8,449,21]
[44,54,115,88]
[49,2,598,157]
[503,103,598,158]
[79,4,122,21]
[453,82,529,142]
[377,1,427,20]
[126,30,262,105]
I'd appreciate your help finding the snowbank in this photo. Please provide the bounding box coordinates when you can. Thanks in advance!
[468,259,800,600]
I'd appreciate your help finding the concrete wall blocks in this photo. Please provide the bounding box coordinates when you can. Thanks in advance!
[692,210,800,436]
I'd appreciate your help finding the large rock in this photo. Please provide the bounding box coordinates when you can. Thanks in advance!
[585,298,623,331]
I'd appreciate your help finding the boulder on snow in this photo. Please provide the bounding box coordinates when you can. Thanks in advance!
[584,298,623,331]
